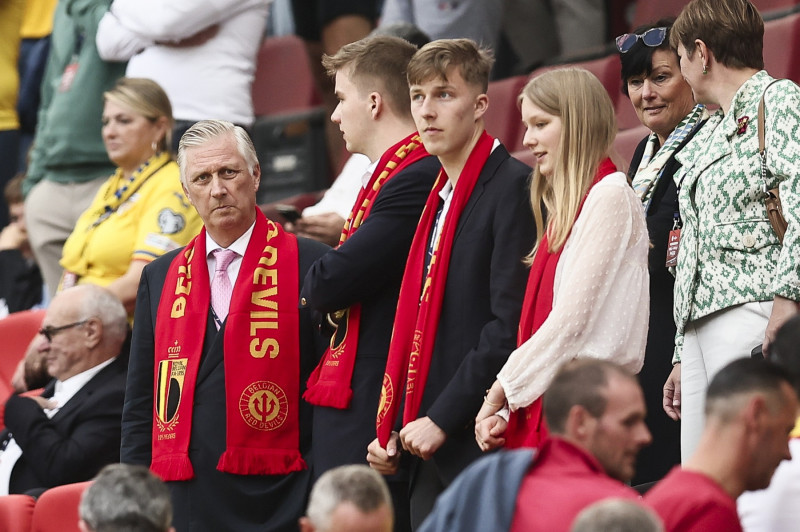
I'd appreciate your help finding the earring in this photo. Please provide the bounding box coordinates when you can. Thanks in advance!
[151,140,159,153]
[702,64,708,75]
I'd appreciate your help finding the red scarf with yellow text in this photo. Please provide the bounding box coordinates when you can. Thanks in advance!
[505,158,617,448]
[376,131,494,447]
[152,210,304,479]
[304,133,430,408]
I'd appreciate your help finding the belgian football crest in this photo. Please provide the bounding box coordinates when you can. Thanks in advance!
[156,358,187,432]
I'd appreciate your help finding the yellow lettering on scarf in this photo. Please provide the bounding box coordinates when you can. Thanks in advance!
[259,246,278,267]
[250,338,279,359]
[171,297,186,318]
[171,250,194,317]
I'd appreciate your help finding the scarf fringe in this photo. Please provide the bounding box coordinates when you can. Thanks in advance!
[217,448,307,475]
[151,454,195,481]
[302,381,353,409]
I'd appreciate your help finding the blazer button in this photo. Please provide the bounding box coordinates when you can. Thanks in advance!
[300,297,307,306]
[742,234,756,248]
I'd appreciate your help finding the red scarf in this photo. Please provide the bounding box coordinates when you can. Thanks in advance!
[505,158,617,449]
[377,132,494,447]
[304,134,430,409]
[152,210,304,479]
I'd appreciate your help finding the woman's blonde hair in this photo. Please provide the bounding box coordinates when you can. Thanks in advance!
[522,68,616,258]
[104,77,174,153]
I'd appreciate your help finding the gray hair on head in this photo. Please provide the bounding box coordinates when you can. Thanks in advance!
[64,285,128,343]
[305,465,393,531]
[571,499,664,532]
[176,119,258,186]
[80,464,173,532]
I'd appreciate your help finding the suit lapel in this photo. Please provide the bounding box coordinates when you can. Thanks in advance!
[48,358,120,423]
[454,145,509,240]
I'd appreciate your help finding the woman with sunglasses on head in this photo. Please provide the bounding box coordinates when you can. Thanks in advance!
[58,78,202,315]
[666,0,800,464]
[475,68,649,452]
[616,19,707,486]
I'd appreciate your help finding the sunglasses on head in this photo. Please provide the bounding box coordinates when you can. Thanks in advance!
[615,27,668,53]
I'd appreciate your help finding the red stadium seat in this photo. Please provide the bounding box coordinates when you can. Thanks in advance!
[511,148,536,169]
[31,481,92,532]
[0,494,35,532]
[485,75,528,152]
[630,0,686,29]
[0,310,45,399]
[532,54,623,110]
[251,35,322,117]
[764,11,800,83]
[613,125,651,173]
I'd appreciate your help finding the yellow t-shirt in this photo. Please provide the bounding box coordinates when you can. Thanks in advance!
[0,0,24,130]
[791,417,800,439]
[60,155,202,288]
[20,0,57,39]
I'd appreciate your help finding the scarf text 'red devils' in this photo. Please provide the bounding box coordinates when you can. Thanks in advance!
[505,157,617,449]
[377,131,494,447]
[152,209,303,479]
[304,133,430,409]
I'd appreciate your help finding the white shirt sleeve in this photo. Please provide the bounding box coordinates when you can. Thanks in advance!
[498,173,650,409]
[96,12,154,61]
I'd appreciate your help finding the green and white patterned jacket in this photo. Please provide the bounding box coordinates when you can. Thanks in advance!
[672,71,800,362]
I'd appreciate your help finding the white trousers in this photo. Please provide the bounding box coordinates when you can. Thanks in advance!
[739,438,800,532]
[680,301,772,461]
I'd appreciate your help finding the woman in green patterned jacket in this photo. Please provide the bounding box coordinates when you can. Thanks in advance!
[665,0,800,461]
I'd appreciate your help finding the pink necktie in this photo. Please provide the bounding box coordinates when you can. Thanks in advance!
[211,248,238,329]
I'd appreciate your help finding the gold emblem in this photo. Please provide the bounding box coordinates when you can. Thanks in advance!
[377,373,394,424]
[239,381,288,431]
[156,358,187,431]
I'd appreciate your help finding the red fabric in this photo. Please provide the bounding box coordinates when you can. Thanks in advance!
[645,467,744,532]
[152,210,304,479]
[304,134,429,409]
[377,132,494,447]
[510,437,640,532]
[505,158,617,449]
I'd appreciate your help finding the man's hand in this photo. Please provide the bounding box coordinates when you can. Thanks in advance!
[663,363,682,421]
[399,416,446,460]
[0,222,26,251]
[294,213,346,247]
[764,295,800,356]
[28,396,56,410]
[367,432,401,475]
[475,414,507,452]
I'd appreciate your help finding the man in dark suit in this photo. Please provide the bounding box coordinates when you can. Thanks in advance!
[1,284,129,495]
[121,120,329,532]
[300,35,439,531]
[367,39,535,528]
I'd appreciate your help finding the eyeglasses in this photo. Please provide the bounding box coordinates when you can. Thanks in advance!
[39,320,89,342]
[616,27,668,53]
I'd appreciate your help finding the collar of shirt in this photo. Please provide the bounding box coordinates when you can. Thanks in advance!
[360,159,380,189]
[49,357,116,415]
[204,221,255,286]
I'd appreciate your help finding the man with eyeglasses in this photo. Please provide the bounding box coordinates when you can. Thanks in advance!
[0,284,129,495]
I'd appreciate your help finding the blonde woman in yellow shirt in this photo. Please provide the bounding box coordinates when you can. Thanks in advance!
[60,78,202,314]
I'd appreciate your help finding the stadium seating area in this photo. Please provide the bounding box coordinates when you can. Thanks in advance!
[0,481,88,532]
[250,0,800,188]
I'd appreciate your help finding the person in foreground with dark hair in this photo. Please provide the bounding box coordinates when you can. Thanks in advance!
[79,464,173,532]
[646,358,798,532]
[419,359,651,532]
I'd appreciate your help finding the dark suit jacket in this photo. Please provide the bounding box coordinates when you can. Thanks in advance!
[416,145,535,485]
[300,155,440,475]
[2,353,128,494]
[121,236,329,532]
[627,124,704,485]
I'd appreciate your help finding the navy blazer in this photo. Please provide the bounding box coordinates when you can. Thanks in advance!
[121,236,329,532]
[2,353,128,494]
[300,154,440,476]
[416,145,535,484]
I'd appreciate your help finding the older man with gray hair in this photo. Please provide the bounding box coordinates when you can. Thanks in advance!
[121,120,330,531]
[0,284,129,495]
[79,464,174,532]
[300,465,393,532]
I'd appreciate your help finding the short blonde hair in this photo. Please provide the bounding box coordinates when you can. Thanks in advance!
[407,38,494,93]
[521,68,616,256]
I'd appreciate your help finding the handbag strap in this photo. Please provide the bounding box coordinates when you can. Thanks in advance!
[758,79,789,191]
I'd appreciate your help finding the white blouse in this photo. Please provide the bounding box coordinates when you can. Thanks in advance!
[498,172,650,410]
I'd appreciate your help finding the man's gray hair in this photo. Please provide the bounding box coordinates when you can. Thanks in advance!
[305,465,393,531]
[176,119,259,185]
[571,499,664,532]
[68,285,128,344]
[79,464,173,532]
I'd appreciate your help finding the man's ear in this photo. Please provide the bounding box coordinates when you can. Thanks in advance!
[370,92,384,119]
[298,516,315,532]
[474,93,489,121]
[252,163,262,191]
[84,317,103,350]
[565,404,594,443]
